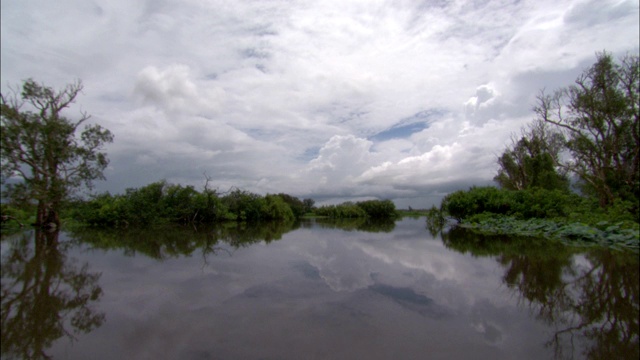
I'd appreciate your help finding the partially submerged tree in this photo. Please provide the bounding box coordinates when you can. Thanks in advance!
[535,52,639,208]
[0,79,113,227]
[494,119,568,191]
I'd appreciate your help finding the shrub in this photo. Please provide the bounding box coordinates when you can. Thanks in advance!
[315,202,368,218]
[441,186,595,222]
[262,194,295,221]
[356,199,397,218]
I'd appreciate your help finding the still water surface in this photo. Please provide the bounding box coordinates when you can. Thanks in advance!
[1,217,638,359]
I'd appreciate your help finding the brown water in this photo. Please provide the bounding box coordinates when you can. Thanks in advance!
[1,217,638,359]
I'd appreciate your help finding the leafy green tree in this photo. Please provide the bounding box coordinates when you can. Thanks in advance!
[221,189,265,221]
[536,52,639,209]
[262,194,295,221]
[356,199,397,218]
[275,193,305,218]
[0,79,113,227]
[494,120,568,191]
[123,181,166,225]
[315,202,368,218]
[303,198,315,213]
[162,183,200,223]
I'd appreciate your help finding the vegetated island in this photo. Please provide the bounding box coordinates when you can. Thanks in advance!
[1,180,399,230]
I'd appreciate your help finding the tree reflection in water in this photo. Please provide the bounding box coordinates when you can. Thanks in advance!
[1,230,105,360]
[443,227,639,360]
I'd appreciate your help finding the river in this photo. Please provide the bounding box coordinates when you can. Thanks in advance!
[1,217,637,359]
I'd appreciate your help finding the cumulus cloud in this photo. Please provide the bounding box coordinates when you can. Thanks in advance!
[1,0,638,206]
[464,84,501,123]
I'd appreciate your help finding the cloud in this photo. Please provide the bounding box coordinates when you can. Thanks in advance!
[1,0,638,206]
[464,84,501,123]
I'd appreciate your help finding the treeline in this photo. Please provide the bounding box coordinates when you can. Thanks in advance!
[440,186,637,225]
[68,181,307,227]
[428,186,639,249]
[427,53,639,249]
[64,180,397,228]
[314,199,397,219]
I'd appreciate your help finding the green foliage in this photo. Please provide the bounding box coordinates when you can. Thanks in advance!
[536,52,639,210]
[315,202,367,218]
[262,194,295,221]
[507,188,583,219]
[221,189,266,221]
[314,199,397,219]
[0,79,113,227]
[441,186,591,222]
[302,198,315,214]
[0,204,32,231]
[69,182,311,227]
[356,199,397,219]
[462,216,639,251]
[275,193,306,218]
[437,185,639,250]
[441,186,512,221]
[494,120,568,191]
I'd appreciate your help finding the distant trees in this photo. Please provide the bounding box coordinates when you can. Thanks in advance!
[303,198,315,214]
[0,79,113,228]
[70,182,313,227]
[315,199,397,219]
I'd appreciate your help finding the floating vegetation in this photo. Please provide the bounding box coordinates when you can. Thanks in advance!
[460,216,640,251]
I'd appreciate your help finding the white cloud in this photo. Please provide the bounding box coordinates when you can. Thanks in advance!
[1,0,638,206]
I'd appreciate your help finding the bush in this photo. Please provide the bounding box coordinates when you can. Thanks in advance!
[262,194,295,221]
[315,199,397,219]
[442,186,511,221]
[356,199,397,218]
[0,204,31,229]
[441,186,595,222]
[276,193,306,218]
[221,189,266,221]
[315,202,368,218]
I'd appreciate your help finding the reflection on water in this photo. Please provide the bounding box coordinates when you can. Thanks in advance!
[443,227,639,360]
[1,230,104,360]
[66,219,299,260]
[1,218,637,359]
[311,217,396,233]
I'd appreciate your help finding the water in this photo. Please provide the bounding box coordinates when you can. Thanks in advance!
[1,217,638,359]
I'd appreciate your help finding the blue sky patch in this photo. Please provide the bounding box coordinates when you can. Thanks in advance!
[370,110,441,142]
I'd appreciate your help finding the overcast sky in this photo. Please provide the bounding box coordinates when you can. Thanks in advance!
[1,0,638,207]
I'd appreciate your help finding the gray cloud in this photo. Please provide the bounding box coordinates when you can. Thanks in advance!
[1,0,638,207]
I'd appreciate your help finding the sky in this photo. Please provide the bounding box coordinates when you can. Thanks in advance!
[1,0,639,208]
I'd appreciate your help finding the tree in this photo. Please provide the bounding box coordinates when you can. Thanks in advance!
[535,52,639,208]
[303,198,315,213]
[0,79,113,227]
[275,193,305,218]
[494,119,568,191]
